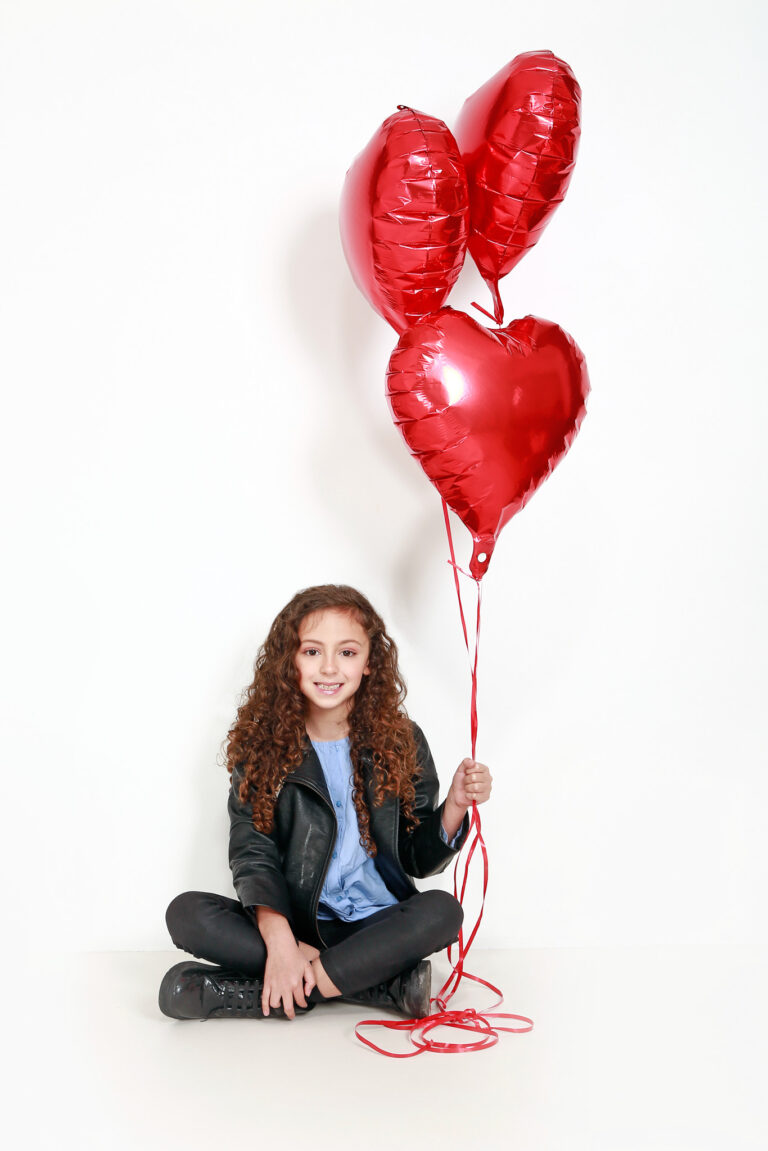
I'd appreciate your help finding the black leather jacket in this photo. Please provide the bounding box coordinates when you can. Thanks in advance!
[228,722,468,948]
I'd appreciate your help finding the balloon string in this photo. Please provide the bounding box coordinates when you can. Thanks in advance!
[470,584,481,759]
[441,499,480,757]
[470,300,498,324]
[354,503,534,1057]
[442,498,470,650]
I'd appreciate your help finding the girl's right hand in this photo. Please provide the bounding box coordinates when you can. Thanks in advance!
[262,939,316,1019]
[256,905,317,1019]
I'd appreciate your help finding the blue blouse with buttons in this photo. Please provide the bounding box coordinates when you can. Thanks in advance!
[311,736,459,923]
[311,737,399,921]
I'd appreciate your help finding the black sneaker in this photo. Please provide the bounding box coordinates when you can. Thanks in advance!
[343,960,432,1018]
[158,961,314,1020]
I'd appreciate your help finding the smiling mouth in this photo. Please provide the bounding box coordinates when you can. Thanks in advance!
[315,683,343,694]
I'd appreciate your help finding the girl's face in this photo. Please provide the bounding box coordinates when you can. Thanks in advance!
[295,608,371,724]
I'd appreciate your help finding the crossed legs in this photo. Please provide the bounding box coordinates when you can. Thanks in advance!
[164,889,463,997]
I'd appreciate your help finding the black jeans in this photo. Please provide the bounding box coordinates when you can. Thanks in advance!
[165,889,463,996]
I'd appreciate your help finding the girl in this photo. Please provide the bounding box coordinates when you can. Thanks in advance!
[160,584,492,1021]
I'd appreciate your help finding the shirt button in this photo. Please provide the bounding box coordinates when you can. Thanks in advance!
[335,801,342,808]
[332,851,337,859]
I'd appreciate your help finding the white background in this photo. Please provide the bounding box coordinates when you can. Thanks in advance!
[1,0,765,955]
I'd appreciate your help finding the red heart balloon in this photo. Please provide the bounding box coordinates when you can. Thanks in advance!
[386,308,589,578]
[454,51,581,323]
[340,107,469,334]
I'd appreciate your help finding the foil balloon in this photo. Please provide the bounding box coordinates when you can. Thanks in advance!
[454,51,581,323]
[340,107,469,334]
[386,308,589,579]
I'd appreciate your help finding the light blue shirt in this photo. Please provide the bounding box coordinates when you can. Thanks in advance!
[311,736,462,922]
[311,737,399,922]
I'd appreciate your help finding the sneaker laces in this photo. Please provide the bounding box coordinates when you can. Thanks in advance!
[218,975,261,1013]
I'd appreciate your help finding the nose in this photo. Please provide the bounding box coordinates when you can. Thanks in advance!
[320,651,338,676]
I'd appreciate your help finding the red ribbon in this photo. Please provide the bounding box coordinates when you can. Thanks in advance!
[354,503,534,1056]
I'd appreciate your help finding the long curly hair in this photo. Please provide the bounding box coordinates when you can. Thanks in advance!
[225,585,418,854]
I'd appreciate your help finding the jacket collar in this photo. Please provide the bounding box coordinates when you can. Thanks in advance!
[285,739,377,801]
[284,741,331,801]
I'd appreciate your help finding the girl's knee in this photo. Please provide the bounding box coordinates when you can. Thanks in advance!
[165,890,206,946]
[420,889,464,940]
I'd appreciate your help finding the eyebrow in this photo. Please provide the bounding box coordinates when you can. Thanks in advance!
[299,638,363,646]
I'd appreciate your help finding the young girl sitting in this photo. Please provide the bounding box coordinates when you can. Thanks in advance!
[159,584,492,1021]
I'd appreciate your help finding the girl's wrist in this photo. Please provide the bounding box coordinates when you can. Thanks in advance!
[256,906,295,945]
[442,791,468,840]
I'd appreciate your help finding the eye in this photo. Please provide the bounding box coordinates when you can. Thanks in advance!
[302,647,319,657]
[341,649,359,658]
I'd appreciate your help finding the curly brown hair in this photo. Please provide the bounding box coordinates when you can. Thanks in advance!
[225,585,418,854]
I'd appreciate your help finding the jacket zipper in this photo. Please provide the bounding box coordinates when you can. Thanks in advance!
[285,777,336,948]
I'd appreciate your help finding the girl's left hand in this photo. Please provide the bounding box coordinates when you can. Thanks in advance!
[447,758,493,809]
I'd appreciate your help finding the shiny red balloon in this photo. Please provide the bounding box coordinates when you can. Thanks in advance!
[340,107,469,334]
[386,308,589,579]
[454,51,581,323]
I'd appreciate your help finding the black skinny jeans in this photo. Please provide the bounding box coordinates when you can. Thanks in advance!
[165,889,463,996]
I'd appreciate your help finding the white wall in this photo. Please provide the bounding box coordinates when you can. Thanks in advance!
[2,0,765,952]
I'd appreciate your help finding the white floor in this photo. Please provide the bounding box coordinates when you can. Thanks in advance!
[11,945,766,1151]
